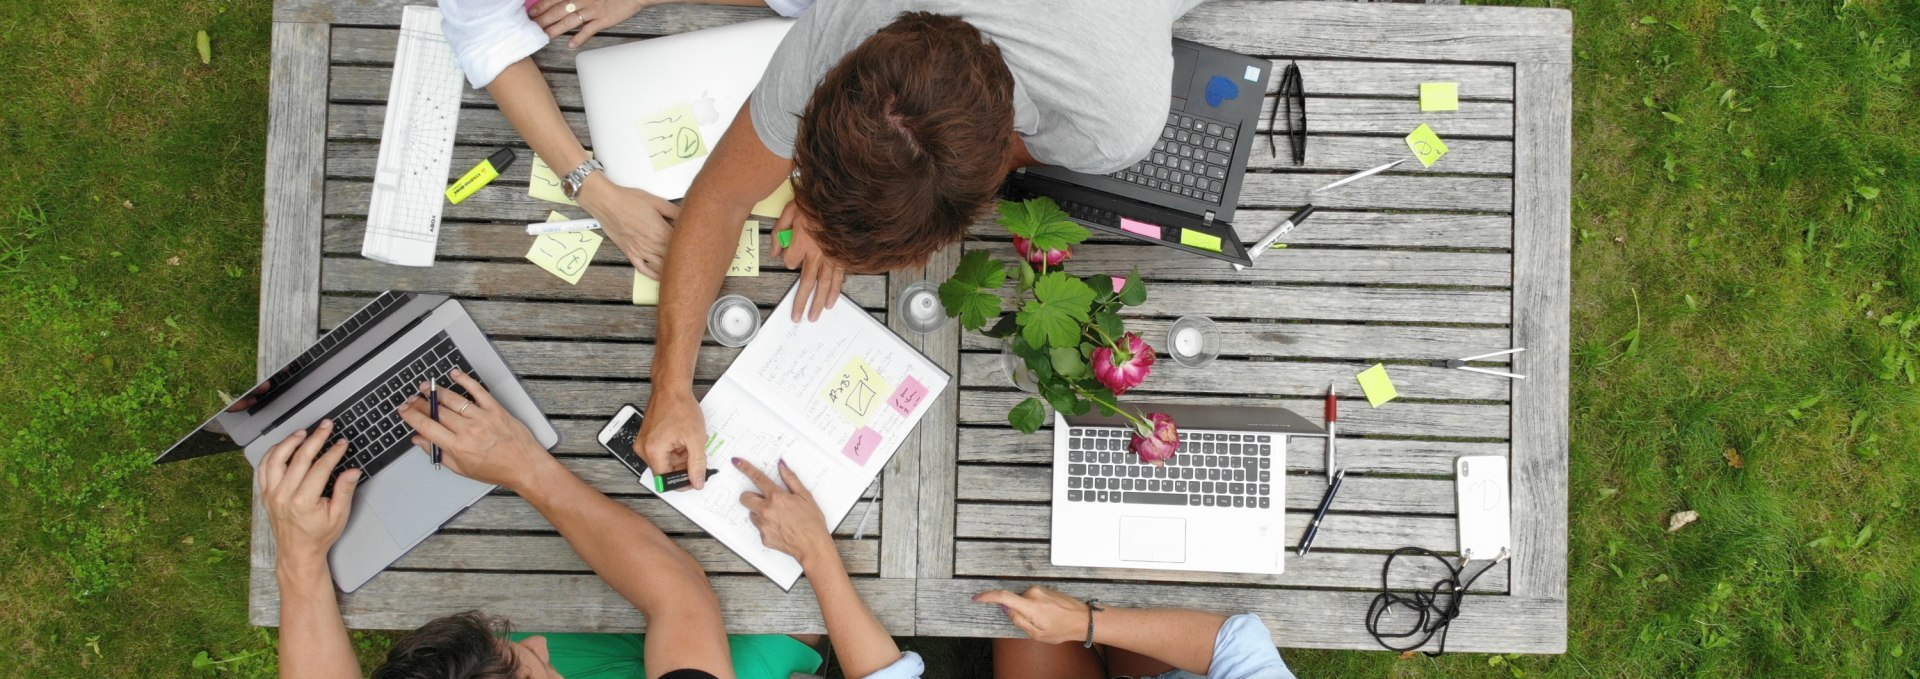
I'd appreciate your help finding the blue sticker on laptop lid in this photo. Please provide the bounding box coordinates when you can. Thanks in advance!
[1204,75,1239,108]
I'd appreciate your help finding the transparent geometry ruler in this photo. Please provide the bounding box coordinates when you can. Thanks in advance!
[361,5,463,267]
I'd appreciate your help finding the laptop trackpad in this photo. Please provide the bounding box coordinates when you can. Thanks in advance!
[1118,517,1187,563]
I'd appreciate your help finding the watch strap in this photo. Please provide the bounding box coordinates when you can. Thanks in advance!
[562,157,604,200]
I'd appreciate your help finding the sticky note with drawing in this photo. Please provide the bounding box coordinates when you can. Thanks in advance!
[1406,123,1450,168]
[528,153,581,206]
[822,356,891,426]
[527,212,602,285]
[640,102,708,172]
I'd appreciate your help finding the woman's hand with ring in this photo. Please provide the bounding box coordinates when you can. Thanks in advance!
[530,0,651,48]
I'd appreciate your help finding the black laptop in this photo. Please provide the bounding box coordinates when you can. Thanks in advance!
[1004,38,1268,266]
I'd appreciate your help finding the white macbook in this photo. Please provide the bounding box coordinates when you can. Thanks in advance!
[575,18,794,199]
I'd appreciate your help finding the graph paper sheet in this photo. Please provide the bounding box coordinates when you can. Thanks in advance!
[362,6,464,267]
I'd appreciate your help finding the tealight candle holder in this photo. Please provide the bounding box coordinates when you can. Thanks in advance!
[897,280,949,334]
[1167,315,1220,368]
[707,294,761,347]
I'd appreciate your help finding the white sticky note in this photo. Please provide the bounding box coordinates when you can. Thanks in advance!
[1244,64,1262,83]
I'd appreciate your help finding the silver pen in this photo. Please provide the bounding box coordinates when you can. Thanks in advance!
[1311,159,1405,194]
[1234,205,1315,271]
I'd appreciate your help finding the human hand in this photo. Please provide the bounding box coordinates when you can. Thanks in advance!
[396,369,553,492]
[576,176,679,279]
[733,458,836,568]
[258,420,361,573]
[635,385,709,490]
[529,0,650,48]
[768,202,844,323]
[972,586,1093,645]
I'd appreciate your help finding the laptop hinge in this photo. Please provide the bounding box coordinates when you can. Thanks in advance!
[1202,210,1216,226]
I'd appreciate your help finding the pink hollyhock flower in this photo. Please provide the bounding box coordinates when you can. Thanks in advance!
[1091,332,1155,395]
[1130,412,1179,465]
[1013,235,1070,266]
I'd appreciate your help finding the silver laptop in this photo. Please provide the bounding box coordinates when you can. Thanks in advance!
[576,17,793,200]
[157,292,560,592]
[1051,403,1323,575]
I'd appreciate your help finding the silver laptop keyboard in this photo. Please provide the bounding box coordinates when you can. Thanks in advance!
[1066,426,1275,509]
[315,331,482,496]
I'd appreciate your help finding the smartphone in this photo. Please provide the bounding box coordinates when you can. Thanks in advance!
[597,404,714,493]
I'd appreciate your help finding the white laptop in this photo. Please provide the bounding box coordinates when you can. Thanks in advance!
[575,17,794,199]
[1051,403,1323,575]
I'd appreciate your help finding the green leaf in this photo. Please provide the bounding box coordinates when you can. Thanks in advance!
[1013,258,1035,292]
[950,249,1006,289]
[1094,311,1125,341]
[1050,346,1089,380]
[1851,523,1874,550]
[1017,272,1095,348]
[196,30,211,64]
[1008,397,1047,433]
[939,279,1001,330]
[999,198,1089,252]
[1042,382,1086,416]
[1081,384,1119,416]
[1638,15,1658,25]
[1660,111,1685,124]
[1118,270,1147,306]
[1857,185,1881,200]
[193,651,214,670]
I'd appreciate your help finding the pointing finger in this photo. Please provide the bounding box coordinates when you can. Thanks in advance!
[732,457,781,496]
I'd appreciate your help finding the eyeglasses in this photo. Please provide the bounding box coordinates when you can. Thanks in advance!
[1268,62,1305,165]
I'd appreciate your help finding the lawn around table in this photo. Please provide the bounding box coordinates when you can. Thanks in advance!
[1,0,1916,677]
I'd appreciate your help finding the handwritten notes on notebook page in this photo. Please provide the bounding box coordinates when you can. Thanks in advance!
[640,285,951,588]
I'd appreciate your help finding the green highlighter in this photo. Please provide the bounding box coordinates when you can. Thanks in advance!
[777,229,794,249]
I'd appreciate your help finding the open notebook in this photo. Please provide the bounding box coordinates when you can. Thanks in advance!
[642,285,950,588]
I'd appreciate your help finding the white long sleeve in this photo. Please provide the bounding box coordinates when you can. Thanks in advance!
[440,0,551,89]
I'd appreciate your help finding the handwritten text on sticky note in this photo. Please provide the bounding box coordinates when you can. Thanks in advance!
[729,221,759,276]
[1420,82,1459,112]
[841,426,883,466]
[528,228,602,285]
[529,153,580,206]
[1357,363,1399,407]
[1406,123,1450,168]
[640,102,708,172]
[888,376,930,417]
[823,356,891,426]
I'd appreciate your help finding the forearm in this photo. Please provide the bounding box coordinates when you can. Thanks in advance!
[486,59,590,173]
[515,456,717,612]
[275,558,363,679]
[1092,607,1228,675]
[653,189,751,385]
[802,551,901,679]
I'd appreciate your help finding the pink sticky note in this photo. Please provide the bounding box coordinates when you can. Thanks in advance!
[1119,217,1162,239]
[888,376,930,416]
[842,427,883,465]
[1111,276,1126,294]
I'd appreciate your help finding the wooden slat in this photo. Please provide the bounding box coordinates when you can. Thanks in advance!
[251,567,918,635]
[960,319,1513,364]
[1051,210,1514,250]
[960,392,1509,440]
[994,281,1511,325]
[445,494,880,537]
[955,464,1456,515]
[951,542,1505,592]
[960,353,1509,402]
[957,427,1508,474]
[322,295,882,343]
[323,218,784,270]
[1282,59,1514,100]
[968,241,1510,287]
[551,456,880,502]
[253,19,331,627]
[954,503,1461,551]
[320,258,888,309]
[1244,135,1514,175]
[392,533,879,575]
[328,103,590,146]
[1175,1,1573,65]
[883,247,963,579]
[1509,62,1571,613]
[1238,172,1512,212]
[1271,97,1513,138]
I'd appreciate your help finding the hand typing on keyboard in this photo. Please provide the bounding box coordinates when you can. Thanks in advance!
[396,368,554,492]
[257,420,361,574]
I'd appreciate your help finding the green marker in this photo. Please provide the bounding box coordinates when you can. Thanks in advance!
[445,148,516,204]
[777,229,794,249]
[652,468,719,492]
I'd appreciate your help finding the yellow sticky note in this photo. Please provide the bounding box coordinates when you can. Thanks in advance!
[729,220,759,276]
[640,102,708,172]
[822,356,892,426]
[544,210,570,222]
[750,179,795,219]
[1179,229,1223,252]
[1356,364,1399,407]
[1420,82,1459,112]
[1406,123,1450,168]
[529,153,581,206]
[527,228,602,285]
[633,273,660,305]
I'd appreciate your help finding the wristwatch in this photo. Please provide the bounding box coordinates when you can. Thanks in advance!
[561,157,604,200]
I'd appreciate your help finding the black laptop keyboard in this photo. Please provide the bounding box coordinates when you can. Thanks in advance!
[1108,110,1238,205]
[249,292,408,413]
[1066,426,1275,509]
[313,331,483,496]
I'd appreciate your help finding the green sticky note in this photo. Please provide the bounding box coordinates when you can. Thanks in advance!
[1179,229,1222,252]
[1420,82,1459,111]
[639,102,709,172]
[1406,123,1450,168]
[777,229,794,249]
[1357,364,1399,407]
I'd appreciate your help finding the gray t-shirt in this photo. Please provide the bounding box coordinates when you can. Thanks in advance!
[750,0,1209,175]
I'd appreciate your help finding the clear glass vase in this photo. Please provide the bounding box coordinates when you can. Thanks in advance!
[1000,339,1041,394]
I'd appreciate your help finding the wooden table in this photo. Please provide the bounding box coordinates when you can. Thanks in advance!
[255,0,1570,654]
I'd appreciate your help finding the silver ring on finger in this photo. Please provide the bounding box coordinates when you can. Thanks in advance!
[458,402,471,415]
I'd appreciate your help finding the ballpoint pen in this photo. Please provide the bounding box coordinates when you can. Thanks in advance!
[1233,204,1315,271]
[1324,382,1338,482]
[1299,468,1346,556]
[429,381,441,469]
[1310,159,1405,194]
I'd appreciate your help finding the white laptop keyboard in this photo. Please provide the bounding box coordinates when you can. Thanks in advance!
[1065,426,1276,509]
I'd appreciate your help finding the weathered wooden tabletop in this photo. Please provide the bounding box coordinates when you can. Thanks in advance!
[254,0,1570,653]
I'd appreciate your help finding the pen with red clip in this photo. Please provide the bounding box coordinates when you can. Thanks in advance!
[1324,382,1338,481]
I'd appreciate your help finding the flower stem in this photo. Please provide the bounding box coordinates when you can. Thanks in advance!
[1075,386,1146,430]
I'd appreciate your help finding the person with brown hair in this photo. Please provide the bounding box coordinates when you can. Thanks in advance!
[261,370,924,678]
[641,0,1212,495]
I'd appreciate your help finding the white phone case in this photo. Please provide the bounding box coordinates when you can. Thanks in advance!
[1455,455,1512,562]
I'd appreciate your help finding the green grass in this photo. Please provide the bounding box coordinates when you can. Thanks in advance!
[2,0,1916,676]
